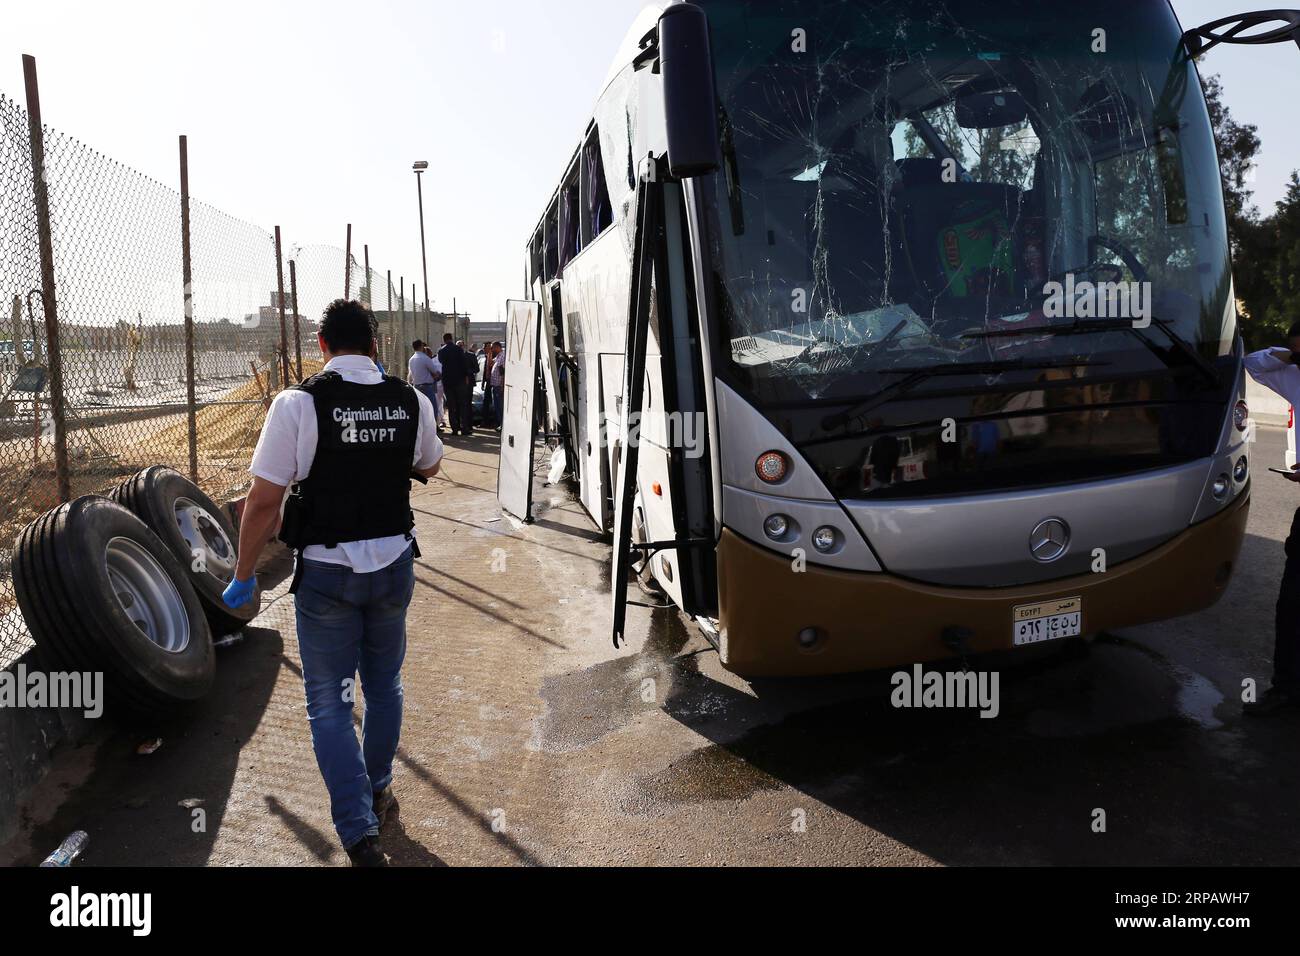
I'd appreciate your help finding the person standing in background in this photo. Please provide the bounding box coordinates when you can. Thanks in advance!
[407,340,441,425]
[438,333,471,436]
[480,341,494,426]
[1243,325,1300,716]
[423,344,446,433]
[490,342,505,431]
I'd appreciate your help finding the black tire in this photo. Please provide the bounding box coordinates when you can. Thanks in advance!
[13,496,215,713]
[110,466,259,634]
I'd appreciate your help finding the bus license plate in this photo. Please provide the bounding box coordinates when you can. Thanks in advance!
[1012,597,1082,646]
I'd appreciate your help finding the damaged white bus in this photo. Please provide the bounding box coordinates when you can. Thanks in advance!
[499,2,1300,676]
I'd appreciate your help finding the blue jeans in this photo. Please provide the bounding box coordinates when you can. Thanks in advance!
[416,382,439,423]
[492,385,504,426]
[294,546,415,849]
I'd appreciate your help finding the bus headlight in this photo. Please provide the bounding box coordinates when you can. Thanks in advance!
[1212,474,1231,500]
[1234,401,1250,432]
[812,527,838,553]
[1234,456,1249,483]
[755,451,789,484]
[764,514,791,540]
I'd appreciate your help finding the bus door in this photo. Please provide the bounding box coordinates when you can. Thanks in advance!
[538,279,574,475]
[611,171,716,646]
[536,278,563,437]
[497,299,542,523]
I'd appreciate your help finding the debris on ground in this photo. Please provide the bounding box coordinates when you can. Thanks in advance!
[38,831,88,867]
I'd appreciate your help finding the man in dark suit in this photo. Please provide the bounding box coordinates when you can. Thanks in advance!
[437,333,472,436]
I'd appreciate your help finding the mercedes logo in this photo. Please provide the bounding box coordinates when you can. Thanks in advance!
[1029,518,1071,563]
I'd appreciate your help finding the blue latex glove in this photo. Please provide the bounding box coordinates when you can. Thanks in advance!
[222,576,257,609]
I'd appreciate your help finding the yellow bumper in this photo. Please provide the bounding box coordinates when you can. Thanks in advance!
[716,494,1250,677]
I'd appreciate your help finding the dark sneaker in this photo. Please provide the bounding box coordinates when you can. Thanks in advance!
[1244,687,1298,718]
[345,835,388,867]
[373,786,398,829]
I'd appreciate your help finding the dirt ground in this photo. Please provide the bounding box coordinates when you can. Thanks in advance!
[1,429,1298,867]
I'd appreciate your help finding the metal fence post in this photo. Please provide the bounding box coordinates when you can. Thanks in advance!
[179,135,198,482]
[399,277,406,381]
[274,226,288,389]
[22,55,70,503]
[363,244,371,307]
[386,269,393,372]
[289,258,302,382]
[344,223,352,300]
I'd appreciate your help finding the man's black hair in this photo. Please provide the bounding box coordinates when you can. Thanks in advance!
[443,333,454,343]
[320,300,376,353]
[412,339,425,350]
[1288,321,1300,340]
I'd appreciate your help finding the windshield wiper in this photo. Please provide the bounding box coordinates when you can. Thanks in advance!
[961,318,1221,387]
[821,357,1110,431]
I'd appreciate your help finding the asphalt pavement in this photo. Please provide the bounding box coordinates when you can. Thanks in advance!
[1,426,1296,867]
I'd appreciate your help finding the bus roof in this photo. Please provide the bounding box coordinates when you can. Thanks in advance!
[598,2,671,96]
[525,2,671,250]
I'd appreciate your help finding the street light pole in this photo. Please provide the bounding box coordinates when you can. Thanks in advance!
[413,161,430,315]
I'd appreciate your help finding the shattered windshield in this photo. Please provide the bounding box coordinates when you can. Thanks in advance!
[701,0,1235,410]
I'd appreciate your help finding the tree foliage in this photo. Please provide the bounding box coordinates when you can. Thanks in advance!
[1203,73,1299,347]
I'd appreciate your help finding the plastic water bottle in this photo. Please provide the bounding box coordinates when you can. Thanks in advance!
[39,831,88,867]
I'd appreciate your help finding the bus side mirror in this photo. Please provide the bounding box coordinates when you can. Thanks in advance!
[1183,10,1300,57]
[659,3,721,179]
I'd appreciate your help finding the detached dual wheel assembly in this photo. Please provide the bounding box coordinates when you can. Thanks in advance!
[14,496,215,713]
[110,466,260,634]
[13,467,258,714]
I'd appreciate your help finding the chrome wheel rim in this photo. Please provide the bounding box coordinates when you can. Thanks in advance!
[105,537,191,652]
[174,496,236,585]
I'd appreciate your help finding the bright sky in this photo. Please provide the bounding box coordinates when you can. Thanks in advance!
[2,1,1297,329]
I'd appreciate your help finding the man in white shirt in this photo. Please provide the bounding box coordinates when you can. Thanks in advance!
[222,300,442,864]
[490,342,506,430]
[424,345,446,431]
[407,339,441,423]
[1243,322,1300,716]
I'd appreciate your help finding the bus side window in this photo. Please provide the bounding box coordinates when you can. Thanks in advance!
[581,128,613,243]
[544,205,559,282]
[530,229,544,287]
[558,174,580,271]
[594,65,640,222]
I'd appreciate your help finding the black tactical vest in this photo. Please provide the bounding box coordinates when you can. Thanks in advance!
[279,371,421,550]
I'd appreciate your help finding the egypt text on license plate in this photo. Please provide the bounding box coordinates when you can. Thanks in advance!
[1012,597,1082,646]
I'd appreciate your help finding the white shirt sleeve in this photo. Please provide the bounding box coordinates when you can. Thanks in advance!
[249,390,308,487]
[1244,348,1298,397]
[1245,348,1289,376]
[413,388,443,471]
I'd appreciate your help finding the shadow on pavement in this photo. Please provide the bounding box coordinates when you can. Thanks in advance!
[4,625,285,866]
[590,602,1300,866]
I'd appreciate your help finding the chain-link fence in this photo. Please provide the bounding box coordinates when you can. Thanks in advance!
[0,77,443,668]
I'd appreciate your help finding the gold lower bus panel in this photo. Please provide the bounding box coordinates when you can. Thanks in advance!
[716,494,1250,678]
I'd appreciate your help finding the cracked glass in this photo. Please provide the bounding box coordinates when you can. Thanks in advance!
[697,0,1237,498]
[701,0,1233,403]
